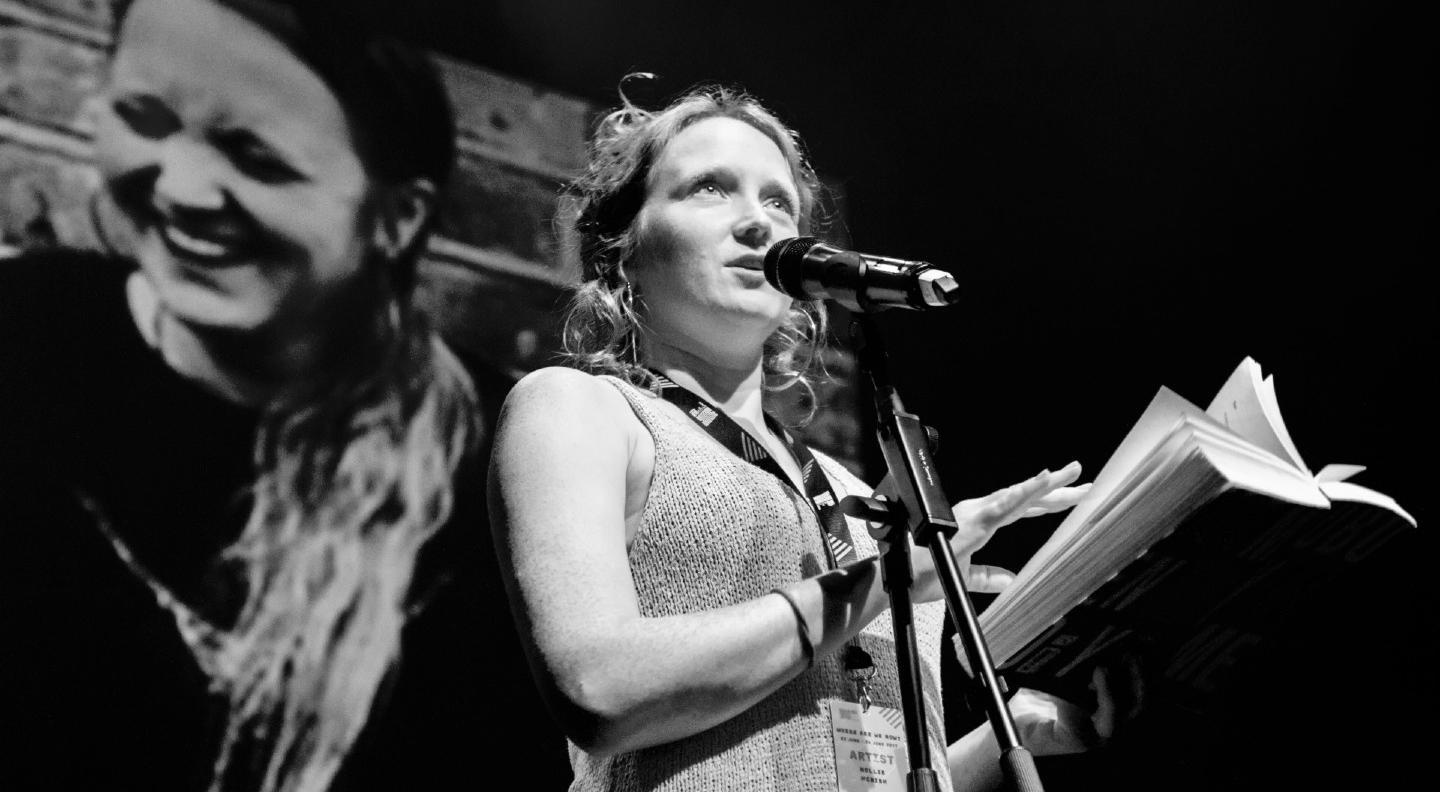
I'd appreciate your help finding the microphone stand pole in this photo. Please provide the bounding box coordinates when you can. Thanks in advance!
[842,313,1043,792]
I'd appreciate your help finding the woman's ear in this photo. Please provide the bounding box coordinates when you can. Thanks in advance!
[371,178,437,260]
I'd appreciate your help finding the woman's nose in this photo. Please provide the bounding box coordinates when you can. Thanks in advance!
[152,139,228,214]
[733,198,774,249]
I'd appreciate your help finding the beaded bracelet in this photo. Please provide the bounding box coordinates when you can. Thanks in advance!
[770,587,815,669]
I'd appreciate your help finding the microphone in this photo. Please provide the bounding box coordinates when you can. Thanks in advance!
[762,237,960,312]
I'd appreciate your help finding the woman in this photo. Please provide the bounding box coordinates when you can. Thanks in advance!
[0,1,531,789]
[488,84,1110,791]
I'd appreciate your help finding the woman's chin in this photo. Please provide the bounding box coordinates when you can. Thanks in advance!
[149,273,279,333]
[137,252,285,332]
[741,295,794,333]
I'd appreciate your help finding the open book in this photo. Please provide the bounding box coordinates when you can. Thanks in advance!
[971,357,1416,710]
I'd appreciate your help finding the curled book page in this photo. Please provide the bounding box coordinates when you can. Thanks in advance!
[1204,357,1311,476]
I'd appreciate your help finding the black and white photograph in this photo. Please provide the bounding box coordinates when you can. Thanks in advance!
[1,1,1432,790]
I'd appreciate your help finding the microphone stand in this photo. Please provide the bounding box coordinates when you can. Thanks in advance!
[841,312,1043,792]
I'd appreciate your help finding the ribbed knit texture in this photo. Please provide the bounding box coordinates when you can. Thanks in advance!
[568,377,951,792]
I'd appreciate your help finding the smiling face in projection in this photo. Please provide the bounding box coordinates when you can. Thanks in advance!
[94,0,379,333]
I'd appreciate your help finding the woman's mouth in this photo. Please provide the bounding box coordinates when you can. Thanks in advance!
[155,219,253,265]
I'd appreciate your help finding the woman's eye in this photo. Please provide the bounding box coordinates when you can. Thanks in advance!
[111,94,179,140]
[766,195,798,218]
[215,131,304,184]
[691,181,725,198]
[237,148,303,184]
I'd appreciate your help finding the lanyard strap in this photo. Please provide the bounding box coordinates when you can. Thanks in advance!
[646,370,858,568]
[646,370,878,685]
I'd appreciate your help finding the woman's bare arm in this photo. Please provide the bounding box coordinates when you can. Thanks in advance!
[488,367,891,755]
[488,367,1087,756]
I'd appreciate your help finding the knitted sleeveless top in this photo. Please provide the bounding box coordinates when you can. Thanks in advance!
[567,376,951,792]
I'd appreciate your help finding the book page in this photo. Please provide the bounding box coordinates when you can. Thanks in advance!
[1046,387,1211,550]
[1204,357,1311,475]
[975,360,1416,687]
[1318,480,1417,526]
[978,415,1328,672]
[1190,422,1327,508]
[1315,463,1365,483]
[1258,372,1311,475]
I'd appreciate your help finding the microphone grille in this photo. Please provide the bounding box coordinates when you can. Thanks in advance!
[763,237,819,292]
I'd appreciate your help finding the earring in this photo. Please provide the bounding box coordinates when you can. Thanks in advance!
[612,263,639,314]
[616,279,634,314]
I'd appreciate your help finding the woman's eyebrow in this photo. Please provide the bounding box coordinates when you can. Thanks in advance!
[766,176,799,200]
[664,165,730,195]
[682,166,733,184]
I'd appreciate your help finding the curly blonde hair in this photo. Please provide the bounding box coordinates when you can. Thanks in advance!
[562,80,833,414]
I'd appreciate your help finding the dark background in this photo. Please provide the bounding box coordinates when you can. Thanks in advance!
[397,1,1433,787]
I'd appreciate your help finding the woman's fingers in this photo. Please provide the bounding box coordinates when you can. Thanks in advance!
[1089,657,1147,745]
[1020,484,1093,518]
[965,564,1016,594]
[1125,654,1147,722]
[956,461,1087,532]
[1033,483,1093,510]
[968,476,1048,527]
[1090,666,1118,743]
[1007,687,1099,756]
[907,461,1090,599]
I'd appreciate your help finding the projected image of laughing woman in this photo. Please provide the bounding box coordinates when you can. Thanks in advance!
[0,2,488,790]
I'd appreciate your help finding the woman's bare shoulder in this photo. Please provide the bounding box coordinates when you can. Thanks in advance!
[499,366,638,434]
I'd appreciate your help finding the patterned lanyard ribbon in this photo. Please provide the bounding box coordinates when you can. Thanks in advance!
[646,370,858,569]
[645,370,878,703]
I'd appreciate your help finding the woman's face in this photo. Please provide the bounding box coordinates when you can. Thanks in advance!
[94,0,374,333]
[630,116,800,348]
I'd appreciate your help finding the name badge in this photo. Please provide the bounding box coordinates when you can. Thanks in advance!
[828,700,909,791]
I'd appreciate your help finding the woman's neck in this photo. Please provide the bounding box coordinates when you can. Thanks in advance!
[644,335,767,428]
[126,272,312,408]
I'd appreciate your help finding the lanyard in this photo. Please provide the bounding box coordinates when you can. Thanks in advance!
[646,370,858,569]
[645,369,878,695]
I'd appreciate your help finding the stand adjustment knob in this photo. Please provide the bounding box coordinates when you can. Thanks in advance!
[839,495,904,537]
